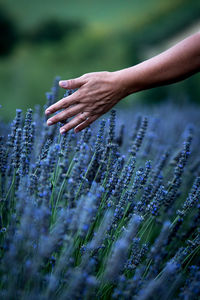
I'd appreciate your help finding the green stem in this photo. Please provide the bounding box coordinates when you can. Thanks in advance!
[145,219,154,243]
[140,217,154,239]
[167,177,176,193]
[74,152,96,202]
[170,206,193,230]
[142,259,153,278]
[51,159,75,224]
[102,151,112,188]
[138,216,153,238]
[170,216,180,229]
[0,173,3,226]
[99,283,113,299]
[184,245,200,270]
[93,164,102,182]
[116,202,131,232]
[49,153,64,213]
[0,173,2,199]
[91,191,108,230]
[182,244,200,267]
[5,168,16,203]
[154,268,165,281]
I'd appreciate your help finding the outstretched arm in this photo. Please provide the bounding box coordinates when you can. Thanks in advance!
[118,32,200,94]
[45,32,200,134]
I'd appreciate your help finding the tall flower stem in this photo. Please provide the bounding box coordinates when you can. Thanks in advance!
[74,152,96,202]
[51,158,75,224]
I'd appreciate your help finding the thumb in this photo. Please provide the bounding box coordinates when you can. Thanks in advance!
[59,77,85,89]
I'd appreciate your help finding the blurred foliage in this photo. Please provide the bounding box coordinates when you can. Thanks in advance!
[0,0,200,121]
[26,19,84,44]
[125,0,200,50]
[0,6,19,56]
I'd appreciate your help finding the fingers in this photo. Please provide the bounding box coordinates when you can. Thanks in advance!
[59,112,90,134]
[45,92,79,115]
[46,104,85,126]
[59,76,86,89]
[74,114,100,133]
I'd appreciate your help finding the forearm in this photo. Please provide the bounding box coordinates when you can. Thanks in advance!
[115,33,200,95]
[45,32,200,133]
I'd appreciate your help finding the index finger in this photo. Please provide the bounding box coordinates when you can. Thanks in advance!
[45,92,80,115]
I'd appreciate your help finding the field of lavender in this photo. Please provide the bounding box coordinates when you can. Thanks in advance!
[0,78,200,300]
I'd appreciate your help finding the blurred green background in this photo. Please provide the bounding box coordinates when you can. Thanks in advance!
[0,0,200,121]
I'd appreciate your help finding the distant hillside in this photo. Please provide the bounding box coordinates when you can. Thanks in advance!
[2,0,198,32]
[0,0,199,121]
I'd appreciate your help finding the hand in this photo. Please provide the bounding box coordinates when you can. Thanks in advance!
[45,71,127,134]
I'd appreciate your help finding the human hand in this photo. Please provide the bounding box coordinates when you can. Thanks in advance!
[45,71,127,134]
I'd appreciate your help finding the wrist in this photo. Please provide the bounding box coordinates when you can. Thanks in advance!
[112,66,143,97]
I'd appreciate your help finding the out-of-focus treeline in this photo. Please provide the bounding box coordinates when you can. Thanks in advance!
[0,0,200,121]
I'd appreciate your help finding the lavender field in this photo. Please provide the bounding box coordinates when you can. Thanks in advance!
[0,78,200,299]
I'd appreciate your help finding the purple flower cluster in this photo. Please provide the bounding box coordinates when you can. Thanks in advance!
[0,78,200,299]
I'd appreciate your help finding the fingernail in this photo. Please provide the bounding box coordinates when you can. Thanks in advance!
[59,81,68,88]
[60,128,66,134]
[47,120,53,125]
[45,110,51,115]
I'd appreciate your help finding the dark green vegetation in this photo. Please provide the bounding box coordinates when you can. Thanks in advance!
[0,80,200,299]
[0,0,200,121]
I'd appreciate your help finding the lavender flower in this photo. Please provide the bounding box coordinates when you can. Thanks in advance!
[1,79,200,299]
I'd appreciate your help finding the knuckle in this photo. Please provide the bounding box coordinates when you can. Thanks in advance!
[92,107,101,114]
[65,110,73,119]
[72,91,80,102]
[52,117,58,123]
[79,115,86,122]
[56,115,62,122]
[67,79,74,88]
[60,98,66,106]
[55,100,66,111]
[81,73,89,80]
[89,111,95,116]
[88,103,93,108]
[64,114,70,120]
[53,106,59,112]
[51,104,60,112]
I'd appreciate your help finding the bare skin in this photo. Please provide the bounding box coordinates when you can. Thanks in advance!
[45,32,200,134]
